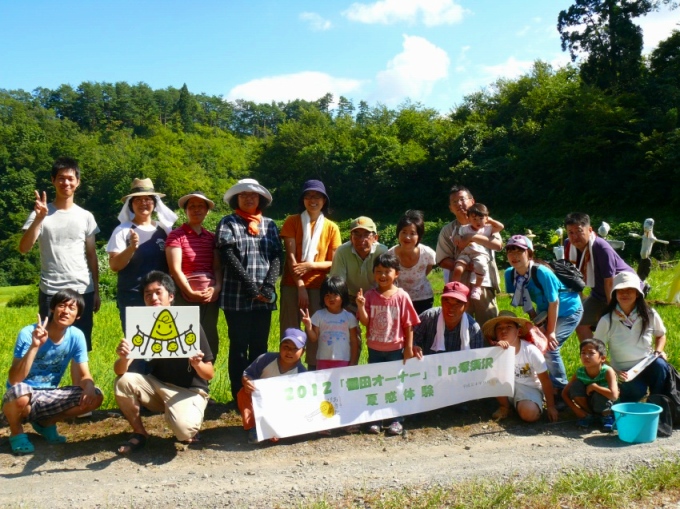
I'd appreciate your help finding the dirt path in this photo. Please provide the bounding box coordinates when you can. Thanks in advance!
[2,401,680,508]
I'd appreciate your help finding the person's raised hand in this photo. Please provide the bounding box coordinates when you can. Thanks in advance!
[356,288,365,308]
[31,314,49,348]
[128,229,139,250]
[300,308,312,331]
[34,190,48,219]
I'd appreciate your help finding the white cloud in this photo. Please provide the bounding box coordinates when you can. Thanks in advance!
[226,72,364,104]
[343,0,466,26]
[516,25,531,37]
[373,35,450,105]
[299,12,332,31]
[637,9,680,54]
[454,45,471,73]
[457,56,534,96]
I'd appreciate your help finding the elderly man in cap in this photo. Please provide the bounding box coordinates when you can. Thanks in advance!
[413,281,484,355]
[329,216,387,312]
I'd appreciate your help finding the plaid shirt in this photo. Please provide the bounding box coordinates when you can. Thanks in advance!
[216,213,282,312]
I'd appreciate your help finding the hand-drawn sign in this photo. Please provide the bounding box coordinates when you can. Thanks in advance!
[125,306,200,359]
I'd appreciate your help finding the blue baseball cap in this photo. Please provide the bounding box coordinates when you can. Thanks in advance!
[281,328,307,349]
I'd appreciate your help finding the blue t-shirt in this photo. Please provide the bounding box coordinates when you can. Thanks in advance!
[8,324,89,389]
[505,264,582,318]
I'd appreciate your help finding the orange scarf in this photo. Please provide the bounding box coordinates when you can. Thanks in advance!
[235,209,262,236]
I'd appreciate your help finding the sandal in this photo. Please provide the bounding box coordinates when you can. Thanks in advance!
[31,422,67,443]
[492,406,510,421]
[181,432,201,444]
[117,433,147,455]
[9,433,35,455]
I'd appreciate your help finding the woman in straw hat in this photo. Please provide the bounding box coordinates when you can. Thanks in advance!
[215,179,282,402]
[166,191,222,359]
[279,180,341,370]
[484,310,558,423]
[107,178,177,331]
[593,271,671,402]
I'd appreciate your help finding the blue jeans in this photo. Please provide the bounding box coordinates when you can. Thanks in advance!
[545,307,583,391]
[620,357,671,402]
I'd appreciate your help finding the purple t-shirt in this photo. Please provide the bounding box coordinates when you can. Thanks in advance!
[566,236,634,302]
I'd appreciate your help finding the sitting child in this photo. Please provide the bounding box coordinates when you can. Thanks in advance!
[452,203,504,301]
[484,311,558,423]
[2,289,104,455]
[238,328,307,444]
[562,339,619,431]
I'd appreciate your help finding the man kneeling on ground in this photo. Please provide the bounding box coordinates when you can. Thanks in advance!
[2,289,103,455]
[114,270,214,454]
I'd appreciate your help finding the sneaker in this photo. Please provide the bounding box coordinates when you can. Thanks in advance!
[367,424,381,434]
[601,414,615,432]
[386,421,403,436]
[576,414,594,428]
[346,424,361,434]
[318,429,332,436]
[247,428,259,444]
[470,286,482,301]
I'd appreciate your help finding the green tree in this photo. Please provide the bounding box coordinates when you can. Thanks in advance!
[557,0,676,91]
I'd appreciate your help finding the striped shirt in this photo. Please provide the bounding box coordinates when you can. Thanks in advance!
[166,223,216,275]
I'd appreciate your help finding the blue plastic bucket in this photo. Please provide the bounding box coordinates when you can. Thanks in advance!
[611,402,663,444]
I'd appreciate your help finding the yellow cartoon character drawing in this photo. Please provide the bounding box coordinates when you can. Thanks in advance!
[131,309,198,356]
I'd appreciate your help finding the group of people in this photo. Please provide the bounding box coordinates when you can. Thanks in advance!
[2,157,675,455]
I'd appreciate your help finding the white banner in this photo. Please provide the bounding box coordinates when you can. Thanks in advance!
[252,347,514,441]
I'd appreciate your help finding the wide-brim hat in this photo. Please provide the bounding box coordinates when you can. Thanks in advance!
[300,179,329,205]
[223,178,272,207]
[121,178,165,202]
[611,271,643,298]
[482,310,532,342]
[178,191,215,210]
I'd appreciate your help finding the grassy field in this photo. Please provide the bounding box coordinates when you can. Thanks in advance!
[0,267,678,409]
[0,285,30,306]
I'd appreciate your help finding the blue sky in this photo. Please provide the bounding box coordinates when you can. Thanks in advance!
[1,0,677,113]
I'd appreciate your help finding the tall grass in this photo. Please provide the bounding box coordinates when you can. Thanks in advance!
[0,267,678,409]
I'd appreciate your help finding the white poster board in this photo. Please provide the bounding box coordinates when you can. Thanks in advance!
[252,347,514,441]
[125,306,201,359]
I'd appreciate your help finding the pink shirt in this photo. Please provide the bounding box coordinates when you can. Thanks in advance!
[165,223,216,275]
[362,287,420,352]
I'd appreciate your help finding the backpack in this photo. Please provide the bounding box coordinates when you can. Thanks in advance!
[514,260,586,294]
[647,394,673,437]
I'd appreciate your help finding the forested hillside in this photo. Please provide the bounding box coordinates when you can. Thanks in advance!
[1,1,679,286]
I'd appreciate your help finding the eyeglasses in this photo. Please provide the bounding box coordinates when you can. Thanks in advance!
[133,196,154,203]
[452,197,470,203]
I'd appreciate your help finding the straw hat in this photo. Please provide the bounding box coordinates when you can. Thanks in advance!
[482,310,532,342]
[223,178,272,207]
[121,178,165,202]
[178,191,215,210]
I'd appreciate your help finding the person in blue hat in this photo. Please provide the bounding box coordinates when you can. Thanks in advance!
[279,180,341,370]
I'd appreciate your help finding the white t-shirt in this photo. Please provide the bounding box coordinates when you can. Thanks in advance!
[311,308,358,362]
[106,222,165,253]
[23,204,99,294]
[514,340,547,390]
[388,244,436,301]
[594,308,666,371]
[458,224,493,256]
